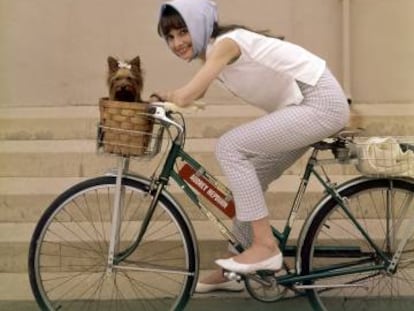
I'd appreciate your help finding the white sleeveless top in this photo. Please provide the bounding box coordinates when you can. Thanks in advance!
[206,29,326,112]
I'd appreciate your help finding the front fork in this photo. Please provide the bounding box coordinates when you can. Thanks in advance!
[106,158,175,274]
[107,146,179,270]
[106,161,167,271]
[107,157,129,273]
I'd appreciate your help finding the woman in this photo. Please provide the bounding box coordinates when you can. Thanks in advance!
[152,0,350,292]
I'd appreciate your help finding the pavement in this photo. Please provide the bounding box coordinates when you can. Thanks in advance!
[0,297,312,311]
[187,296,311,310]
[2,296,412,311]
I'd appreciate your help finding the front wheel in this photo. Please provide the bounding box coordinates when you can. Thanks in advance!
[28,176,198,311]
[300,177,414,311]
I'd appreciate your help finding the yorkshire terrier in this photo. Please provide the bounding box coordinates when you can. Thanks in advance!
[107,56,143,102]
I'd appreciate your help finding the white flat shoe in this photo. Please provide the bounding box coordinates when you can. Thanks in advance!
[215,253,283,274]
[195,280,244,293]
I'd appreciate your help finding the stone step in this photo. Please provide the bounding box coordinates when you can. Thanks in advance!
[0,273,33,301]
[0,213,390,275]
[0,104,264,140]
[0,272,250,301]
[0,171,395,276]
[0,272,250,302]
[0,138,218,177]
[1,175,355,223]
[0,220,301,274]
[1,104,413,141]
[350,103,414,135]
[0,139,361,177]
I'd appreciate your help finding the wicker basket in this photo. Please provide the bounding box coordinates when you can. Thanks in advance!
[98,98,154,157]
[353,136,414,177]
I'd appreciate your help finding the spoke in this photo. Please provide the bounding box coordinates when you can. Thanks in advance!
[307,181,414,311]
[30,179,193,311]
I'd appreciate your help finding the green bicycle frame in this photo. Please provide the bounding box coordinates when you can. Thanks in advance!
[118,137,391,285]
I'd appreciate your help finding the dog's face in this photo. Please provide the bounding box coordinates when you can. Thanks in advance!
[107,56,143,102]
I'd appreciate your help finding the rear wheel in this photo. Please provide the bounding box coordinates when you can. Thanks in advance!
[28,176,197,310]
[301,178,414,311]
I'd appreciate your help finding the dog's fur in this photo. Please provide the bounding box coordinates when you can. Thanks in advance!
[107,56,143,102]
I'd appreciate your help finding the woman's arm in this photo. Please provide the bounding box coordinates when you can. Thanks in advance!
[155,38,241,107]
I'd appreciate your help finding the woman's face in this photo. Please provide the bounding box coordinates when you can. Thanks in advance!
[165,27,193,61]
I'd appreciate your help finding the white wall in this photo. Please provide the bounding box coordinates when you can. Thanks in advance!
[0,0,413,107]
[351,0,414,102]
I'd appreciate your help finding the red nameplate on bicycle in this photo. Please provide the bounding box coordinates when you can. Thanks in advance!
[179,164,236,218]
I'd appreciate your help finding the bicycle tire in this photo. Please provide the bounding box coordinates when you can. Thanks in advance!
[28,176,198,311]
[300,177,414,311]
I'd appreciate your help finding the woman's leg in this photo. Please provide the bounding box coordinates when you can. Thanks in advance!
[229,147,309,249]
[197,148,306,286]
[235,216,280,263]
[215,69,350,268]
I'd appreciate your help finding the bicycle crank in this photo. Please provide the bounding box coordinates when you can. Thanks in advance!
[224,270,276,286]
[224,269,288,302]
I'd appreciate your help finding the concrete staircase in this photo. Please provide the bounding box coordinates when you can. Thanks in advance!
[0,102,413,302]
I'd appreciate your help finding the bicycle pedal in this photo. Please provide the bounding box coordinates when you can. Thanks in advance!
[223,270,243,281]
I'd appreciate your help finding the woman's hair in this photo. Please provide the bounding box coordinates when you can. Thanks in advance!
[158,6,284,40]
[158,5,186,37]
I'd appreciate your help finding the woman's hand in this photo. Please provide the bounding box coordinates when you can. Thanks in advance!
[149,93,166,103]
[149,90,191,107]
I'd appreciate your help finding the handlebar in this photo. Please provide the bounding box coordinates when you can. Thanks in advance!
[149,101,206,144]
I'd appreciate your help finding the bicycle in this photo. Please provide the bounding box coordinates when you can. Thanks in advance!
[28,99,414,311]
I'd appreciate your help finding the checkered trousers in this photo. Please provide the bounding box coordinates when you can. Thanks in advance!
[215,68,350,248]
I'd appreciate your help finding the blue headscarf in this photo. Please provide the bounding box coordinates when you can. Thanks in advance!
[159,0,218,60]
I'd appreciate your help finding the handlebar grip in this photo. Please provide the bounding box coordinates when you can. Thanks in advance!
[150,101,206,113]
